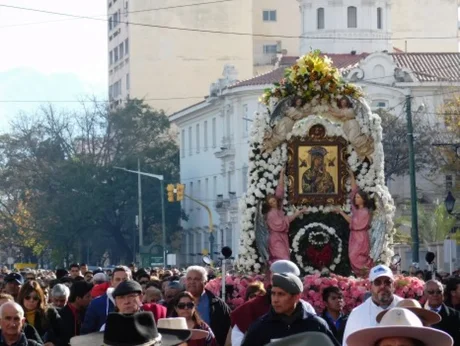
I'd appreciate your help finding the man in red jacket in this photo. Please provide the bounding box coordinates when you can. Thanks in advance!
[111,280,166,324]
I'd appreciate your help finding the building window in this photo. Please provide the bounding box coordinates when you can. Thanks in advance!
[109,51,113,65]
[119,42,124,59]
[196,124,200,154]
[347,6,357,28]
[188,127,192,156]
[126,73,130,90]
[124,39,129,56]
[108,17,113,31]
[213,176,217,198]
[377,7,383,29]
[204,121,208,151]
[212,117,216,148]
[263,44,278,54]
[114,47,119,63]
[113,11,118,28]
[181,129,185,158]
[371,100,388,109]
[446,175,453,191]
[317,8,325,29]
[263,10,277,22]
[197,180,201,200]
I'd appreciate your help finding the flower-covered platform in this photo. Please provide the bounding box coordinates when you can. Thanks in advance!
[205,274,425,312]
[237,51,396,277]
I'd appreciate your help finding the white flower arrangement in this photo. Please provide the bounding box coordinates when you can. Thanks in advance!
[292,223,343,275]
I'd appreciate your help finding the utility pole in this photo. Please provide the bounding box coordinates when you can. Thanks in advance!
[137,159,143,249]
[160,178,167,268]
[406,95,419,263]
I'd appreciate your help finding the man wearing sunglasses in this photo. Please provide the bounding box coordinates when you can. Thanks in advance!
[342,264,403,346]
[425,280,460,345]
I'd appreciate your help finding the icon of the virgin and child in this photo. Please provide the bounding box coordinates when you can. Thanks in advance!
[301,146,336,194]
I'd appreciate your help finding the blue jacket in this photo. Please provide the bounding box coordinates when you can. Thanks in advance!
[80,293,115,334]
[241,301,340,346]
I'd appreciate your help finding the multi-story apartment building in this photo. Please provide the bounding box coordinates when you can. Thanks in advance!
[107,0,300,114]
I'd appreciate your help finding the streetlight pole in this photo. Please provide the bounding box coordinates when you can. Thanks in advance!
[406,95,419,264]
[137,159,143,248]
[114,167,167,267]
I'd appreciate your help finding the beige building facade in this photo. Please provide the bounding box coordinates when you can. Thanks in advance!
[107,0,300,114]
[391,0,459,53]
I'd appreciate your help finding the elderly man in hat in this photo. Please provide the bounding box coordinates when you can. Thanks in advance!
[3,273,23,302]
[111,280,166,324]
[346,307,453,346]
[343,264,403,346]
[241,272,339,346]
[231,260,315,346]
[424,280,460,345]
[81,265,131,334]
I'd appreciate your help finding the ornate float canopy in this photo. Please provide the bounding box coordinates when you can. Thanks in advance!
[237,51,395,275]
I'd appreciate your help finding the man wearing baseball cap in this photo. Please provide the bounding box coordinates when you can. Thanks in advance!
[4,273,23,301]
[241,273,339,346]
[342,264,403,346]
[230,260,316,346]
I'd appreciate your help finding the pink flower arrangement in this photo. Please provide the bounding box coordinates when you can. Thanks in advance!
[205,274,425,311]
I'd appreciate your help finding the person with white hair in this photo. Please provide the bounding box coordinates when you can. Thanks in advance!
[0,301,41,345]
[185,265,231,346]
[51,283,70,308]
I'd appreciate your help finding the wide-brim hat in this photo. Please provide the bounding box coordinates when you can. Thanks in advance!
[267,331,336,346]
[71,312,192,346]
[157,317,209,340]
[347,308,452,346]
[376,298,441,326]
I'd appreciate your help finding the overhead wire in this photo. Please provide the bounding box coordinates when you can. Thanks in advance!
[0,3,459,41]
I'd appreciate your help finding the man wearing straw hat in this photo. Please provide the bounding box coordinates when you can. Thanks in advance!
[346,307,453,346]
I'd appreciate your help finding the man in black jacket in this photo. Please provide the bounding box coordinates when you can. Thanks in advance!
[425,280,460,346]
[321,286,348,344]
[0,302,41,346]
[185,266,231,346]
[57,281,93,346]
[241,273,339,346]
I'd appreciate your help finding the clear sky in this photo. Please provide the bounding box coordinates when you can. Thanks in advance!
[0,1,108,131]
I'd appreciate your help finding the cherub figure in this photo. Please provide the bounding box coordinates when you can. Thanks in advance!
[329,97,374,161]
[262,97,311,153]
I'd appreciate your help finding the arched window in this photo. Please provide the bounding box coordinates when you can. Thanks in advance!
[377,7,383,29]
[317,8,325,29]
[347,6,357,28]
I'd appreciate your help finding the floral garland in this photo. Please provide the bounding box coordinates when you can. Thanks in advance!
[237,53,396,274]
[260,50,363,106]
[292,223,343,275]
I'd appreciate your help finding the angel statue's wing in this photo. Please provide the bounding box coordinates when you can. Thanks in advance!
[254,201,270,263]
[369,194,388,261]
[269,96,294,125]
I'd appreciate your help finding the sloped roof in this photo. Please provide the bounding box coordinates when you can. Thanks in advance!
[229,52,460,89]
[391,53,460,82]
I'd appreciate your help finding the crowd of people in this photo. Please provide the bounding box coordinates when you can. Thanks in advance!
[0,261,459,346]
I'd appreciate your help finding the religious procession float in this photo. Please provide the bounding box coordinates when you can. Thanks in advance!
[205,51,424,312]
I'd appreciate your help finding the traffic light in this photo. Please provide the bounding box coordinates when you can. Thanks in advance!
[176,184,185,201]
[167,184,175,202]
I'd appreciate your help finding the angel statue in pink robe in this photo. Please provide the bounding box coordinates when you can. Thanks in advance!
[256,168,308,266]
[335,168,374,277]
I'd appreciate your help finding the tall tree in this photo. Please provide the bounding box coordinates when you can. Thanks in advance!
[0,99,182,266]
[377,108,438,183]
